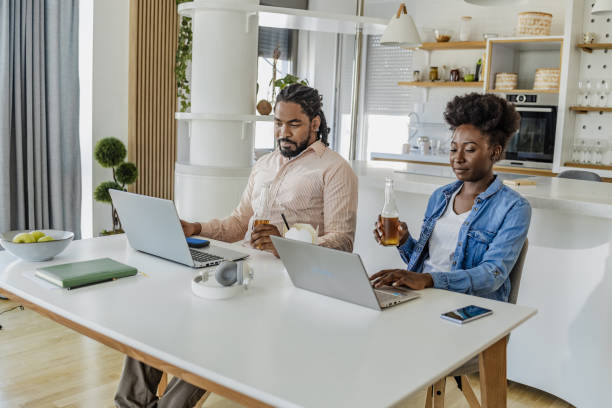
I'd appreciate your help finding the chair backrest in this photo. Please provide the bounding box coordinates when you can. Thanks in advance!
[556,170,602,182]
[508,238,528,305]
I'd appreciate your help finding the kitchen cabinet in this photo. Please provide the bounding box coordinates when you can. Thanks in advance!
[484,37,563,93]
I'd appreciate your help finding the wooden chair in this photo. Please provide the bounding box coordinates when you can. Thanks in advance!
[424,239,529,408]
[157,372,212,408]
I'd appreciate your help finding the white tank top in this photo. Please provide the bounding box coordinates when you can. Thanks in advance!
[422,187,469,273]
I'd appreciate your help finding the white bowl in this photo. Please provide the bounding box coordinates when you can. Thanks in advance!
[0,230,74,262]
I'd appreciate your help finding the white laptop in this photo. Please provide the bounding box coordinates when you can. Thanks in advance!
[270,236,420,311]
[109,190,248,268]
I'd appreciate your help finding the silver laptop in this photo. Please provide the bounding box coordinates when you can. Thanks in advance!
[110,190,248,268]
[270,236,419,311]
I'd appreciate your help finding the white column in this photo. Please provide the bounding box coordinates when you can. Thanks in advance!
[176,0,259,222]
[189,2,259,167]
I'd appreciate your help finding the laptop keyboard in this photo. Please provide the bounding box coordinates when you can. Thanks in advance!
[190,249,223,267]
[375,289,405,307]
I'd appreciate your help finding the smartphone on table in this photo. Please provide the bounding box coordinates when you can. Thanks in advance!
[186,237,210,248]
[441,305,493,324]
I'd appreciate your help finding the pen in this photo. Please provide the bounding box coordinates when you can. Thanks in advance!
[281,213,290,231]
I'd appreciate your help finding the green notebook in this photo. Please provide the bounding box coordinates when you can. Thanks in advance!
[35,258,137,289]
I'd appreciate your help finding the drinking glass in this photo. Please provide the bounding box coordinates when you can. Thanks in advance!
[571,141,581,163]
[596,80,608,107]
[585,80,594,107]
[577,80,587,106]
[594,140,603,164]
[585,142,594,164]
[579,140,587,163]
[602,80,611,108]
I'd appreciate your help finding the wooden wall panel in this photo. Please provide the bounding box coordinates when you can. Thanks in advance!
[128,0,178,199]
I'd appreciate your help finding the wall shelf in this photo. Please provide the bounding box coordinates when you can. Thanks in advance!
[569,106,612,114]
[564,162,612,171]
[398,81,484,88]
[489,88,559,94]
[415,41,486,51]
[576,43,612,53]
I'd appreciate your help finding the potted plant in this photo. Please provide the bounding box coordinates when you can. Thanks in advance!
[93,138,138,235]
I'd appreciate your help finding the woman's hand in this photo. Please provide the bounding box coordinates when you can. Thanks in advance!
[369,269,434,290]
[180,220,201,237]
[373,215,409,246]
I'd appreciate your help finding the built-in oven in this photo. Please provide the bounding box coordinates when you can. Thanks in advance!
[497,93,558,169]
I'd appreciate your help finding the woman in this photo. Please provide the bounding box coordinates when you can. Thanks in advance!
[371,93,531,302]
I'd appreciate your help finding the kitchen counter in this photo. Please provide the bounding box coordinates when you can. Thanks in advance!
[353,160,612,219]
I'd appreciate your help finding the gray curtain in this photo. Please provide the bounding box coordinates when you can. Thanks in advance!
[0,0,81,238]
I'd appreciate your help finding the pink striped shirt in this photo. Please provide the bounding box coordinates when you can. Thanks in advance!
[199,141,358,252]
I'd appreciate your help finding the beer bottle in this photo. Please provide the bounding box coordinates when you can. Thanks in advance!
[381,177,400,246]
[253,183,271,228]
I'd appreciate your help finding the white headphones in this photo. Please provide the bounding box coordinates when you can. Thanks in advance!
[191,260,254,300]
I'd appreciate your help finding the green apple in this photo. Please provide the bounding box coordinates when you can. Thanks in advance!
[31,231,45,240]
[12,233,36,243]
[37,236,54,242]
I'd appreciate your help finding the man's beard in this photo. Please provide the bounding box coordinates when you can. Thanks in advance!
[278,138,310,158]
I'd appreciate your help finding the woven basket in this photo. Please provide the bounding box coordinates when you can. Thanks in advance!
[533,68,560,90]
[517,12,552,36]
[495,73,518,90]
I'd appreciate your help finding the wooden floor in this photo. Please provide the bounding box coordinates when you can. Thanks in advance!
[0,299,574,408]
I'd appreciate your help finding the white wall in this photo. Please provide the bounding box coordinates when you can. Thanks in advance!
[90,0,130,236]
[79,0,93,239]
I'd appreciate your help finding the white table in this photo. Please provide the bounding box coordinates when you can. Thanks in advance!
[0,235,536,407]
[351,159,612,408]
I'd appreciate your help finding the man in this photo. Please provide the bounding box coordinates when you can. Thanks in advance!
[115,84,358,408]
[181,83,358,256]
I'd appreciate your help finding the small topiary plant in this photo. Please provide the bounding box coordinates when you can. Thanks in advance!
[93,138,138,235]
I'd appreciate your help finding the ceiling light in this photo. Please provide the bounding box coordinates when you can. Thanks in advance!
[381,3,421,48]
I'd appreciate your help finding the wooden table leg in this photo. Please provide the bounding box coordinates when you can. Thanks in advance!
[432,378,446,408]
[158,372,168,396]
[478,336,508,408]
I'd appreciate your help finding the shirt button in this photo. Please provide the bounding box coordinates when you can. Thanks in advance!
[473,207,478,211]
[452,261,457,265]
[457,242,462,247]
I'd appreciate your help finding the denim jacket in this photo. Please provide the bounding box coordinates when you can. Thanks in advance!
[397,176,531,302]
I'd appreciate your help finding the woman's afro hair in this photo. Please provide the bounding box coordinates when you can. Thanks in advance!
[443,93,521,149]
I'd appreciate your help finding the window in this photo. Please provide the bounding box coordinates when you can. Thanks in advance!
[255,27,296,151]
[363,35,416,159]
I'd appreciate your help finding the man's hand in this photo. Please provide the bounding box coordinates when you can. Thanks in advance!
[369,269,433,290]
[180,220,201,237]
[373,215,409,247]
[250,224,282,257]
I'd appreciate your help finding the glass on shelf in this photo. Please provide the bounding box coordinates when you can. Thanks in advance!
[579,140,587,163]
[595,80,608,108]
[594,140,603,164]
[571,141,582,163]
[601,79,611,108]
[577,80,586,106]
[459,16,472,42]
[585,80,594,107]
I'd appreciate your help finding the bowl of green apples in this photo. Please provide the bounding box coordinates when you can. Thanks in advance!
[0,230,74,261]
